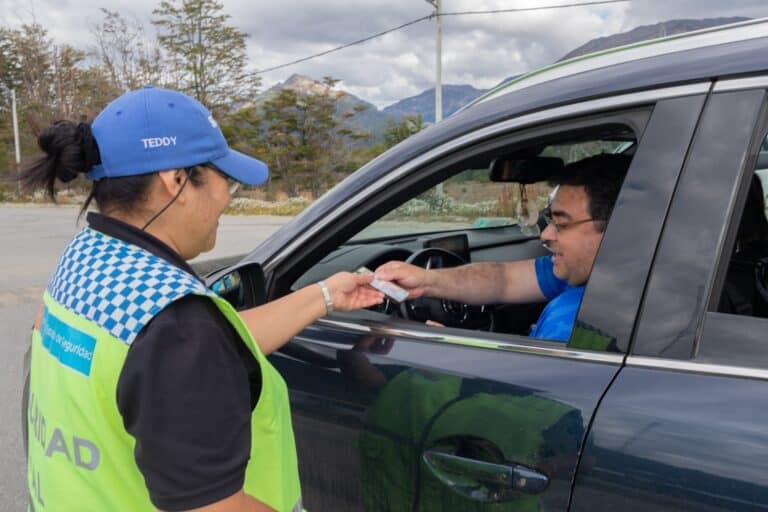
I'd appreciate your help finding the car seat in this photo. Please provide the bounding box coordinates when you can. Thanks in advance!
[718,174,768,317]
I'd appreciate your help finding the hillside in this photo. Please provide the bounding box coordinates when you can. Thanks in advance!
[382,84,487,124]
[560,17,750,61]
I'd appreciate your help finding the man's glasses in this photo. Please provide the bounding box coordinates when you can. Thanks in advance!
[541,206,597,233]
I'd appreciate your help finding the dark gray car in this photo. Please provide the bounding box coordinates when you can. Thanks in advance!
[24,18,768,511]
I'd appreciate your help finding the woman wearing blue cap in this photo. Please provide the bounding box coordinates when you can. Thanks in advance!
[21,86,383,512]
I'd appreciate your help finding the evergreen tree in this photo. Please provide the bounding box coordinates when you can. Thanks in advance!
[0,24,114,185]
[383,114,424,148]
[152,0,259,114]
[260,77,370,199]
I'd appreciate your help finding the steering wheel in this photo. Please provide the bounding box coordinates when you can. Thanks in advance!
[400,248,494,330]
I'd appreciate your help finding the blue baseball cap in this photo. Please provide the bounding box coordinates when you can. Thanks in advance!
[86,85,268,186]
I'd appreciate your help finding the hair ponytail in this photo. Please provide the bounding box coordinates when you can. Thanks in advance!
[19,120,101,201]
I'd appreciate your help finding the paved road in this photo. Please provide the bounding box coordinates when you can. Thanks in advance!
[0,204,290,511]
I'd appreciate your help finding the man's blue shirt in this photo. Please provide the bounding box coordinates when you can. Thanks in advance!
[530,256,585,342]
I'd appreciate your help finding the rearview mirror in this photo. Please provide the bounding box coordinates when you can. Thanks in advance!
[489,156,563,184]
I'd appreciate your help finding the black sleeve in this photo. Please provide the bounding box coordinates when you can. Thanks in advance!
[116,295,256,511]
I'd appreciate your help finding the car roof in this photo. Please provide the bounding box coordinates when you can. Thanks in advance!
[466,17,768,109]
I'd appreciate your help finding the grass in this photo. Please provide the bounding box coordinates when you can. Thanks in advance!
[224,197,311,216]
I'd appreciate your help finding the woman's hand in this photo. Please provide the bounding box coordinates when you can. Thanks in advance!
[239,272,383,355]
[324,272,384,312]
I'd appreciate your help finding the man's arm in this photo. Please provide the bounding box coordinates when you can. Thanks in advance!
[375,259,546,305]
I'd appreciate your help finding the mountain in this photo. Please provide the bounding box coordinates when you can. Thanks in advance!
[382,84,487,124]
[559,17,750,62]
[256,74,390,141]
[384,18,750,123]
[494,18,750,89]
[256,18,752,142]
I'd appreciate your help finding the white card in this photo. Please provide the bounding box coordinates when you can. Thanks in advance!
[355,267,410,302]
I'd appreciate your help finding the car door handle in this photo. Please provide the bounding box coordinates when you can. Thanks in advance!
[422,449,549,501]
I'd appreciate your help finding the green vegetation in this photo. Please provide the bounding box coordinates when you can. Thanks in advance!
[152,0,259,114]
[0,2,426,204]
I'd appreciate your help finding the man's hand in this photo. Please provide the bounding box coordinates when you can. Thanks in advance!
[374,261,430,299]
[324,272,384,311]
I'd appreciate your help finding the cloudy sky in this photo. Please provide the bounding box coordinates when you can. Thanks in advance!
[2,0,768,107]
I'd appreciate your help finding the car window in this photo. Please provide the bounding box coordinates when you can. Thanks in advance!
[714,133,768,319]
[350,171,552,240]
[698,127,768,369]
[350,139,628,242]
[290,123,637,346]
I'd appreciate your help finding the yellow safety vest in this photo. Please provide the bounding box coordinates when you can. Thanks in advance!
[27,227,302,511]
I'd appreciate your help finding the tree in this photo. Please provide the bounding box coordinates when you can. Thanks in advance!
[91,9,167,92]
[383,114,424,148]
[4,24,112,126]
[0,28,23,177]
[0,24,114,184]
[152,0,259,114]
[260,88,303,197]
[260,77,370,199]
[0,28,22,99]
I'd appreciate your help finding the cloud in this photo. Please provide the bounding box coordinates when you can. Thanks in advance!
[2,0,768,107]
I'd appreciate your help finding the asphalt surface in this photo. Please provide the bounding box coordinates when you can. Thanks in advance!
[0,204,290,511]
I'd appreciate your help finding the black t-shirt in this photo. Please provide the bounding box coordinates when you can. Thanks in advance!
[87,213,261,511]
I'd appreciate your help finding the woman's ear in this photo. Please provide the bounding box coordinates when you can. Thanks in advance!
[156,169,187,199]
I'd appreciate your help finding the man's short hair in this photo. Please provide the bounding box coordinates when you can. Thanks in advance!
[549,153,631,232]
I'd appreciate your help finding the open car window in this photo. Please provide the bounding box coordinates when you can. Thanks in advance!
[350,138,630,243]
[289,122,637,343]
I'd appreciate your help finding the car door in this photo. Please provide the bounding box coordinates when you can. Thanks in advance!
[571,81,768,510]
[264,86,708,512]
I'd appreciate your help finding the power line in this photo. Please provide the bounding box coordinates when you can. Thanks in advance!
[255,15,433,74]
[254,0,630,75]
[442,0,629,17]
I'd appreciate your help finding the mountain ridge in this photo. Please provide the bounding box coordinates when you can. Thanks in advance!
[258,17,751,139]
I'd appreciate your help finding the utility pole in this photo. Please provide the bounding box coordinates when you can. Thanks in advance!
[11,88,21,195]
[425,0,444,198]
[425,0,442,123]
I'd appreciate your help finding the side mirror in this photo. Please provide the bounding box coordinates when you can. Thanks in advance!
[489,156,563,184]
[207,262,267,309]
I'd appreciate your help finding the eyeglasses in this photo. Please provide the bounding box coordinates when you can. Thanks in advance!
[186,163,241,195]
[222,173,241,196]
[541,206,597,233]
[210,164,241,195]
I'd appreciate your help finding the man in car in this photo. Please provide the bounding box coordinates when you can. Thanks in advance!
[375,153,630,342]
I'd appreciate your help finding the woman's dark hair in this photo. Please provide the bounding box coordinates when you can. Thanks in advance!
[20,120,101,199]
[19,120,205,218]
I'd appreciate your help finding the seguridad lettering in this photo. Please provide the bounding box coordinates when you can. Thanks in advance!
[141,136,177,149]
